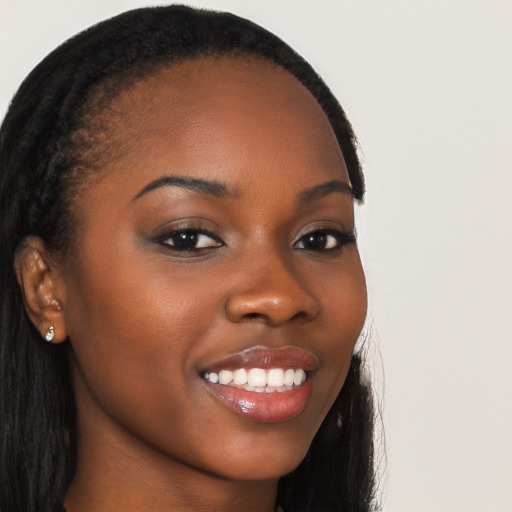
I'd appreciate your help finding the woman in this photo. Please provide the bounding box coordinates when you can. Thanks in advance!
[0,6,376,512]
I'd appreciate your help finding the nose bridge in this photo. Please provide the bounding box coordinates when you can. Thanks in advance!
[224,246,319,325]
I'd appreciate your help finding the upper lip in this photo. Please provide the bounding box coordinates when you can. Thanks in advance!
[198,345,319,373]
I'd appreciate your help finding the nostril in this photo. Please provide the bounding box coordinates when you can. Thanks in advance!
[240,310,310,324]
[291,311,309,322]
[243,312,265,321]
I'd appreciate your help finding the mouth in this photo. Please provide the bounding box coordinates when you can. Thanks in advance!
[199,346,318,423]
[203,367,307,393]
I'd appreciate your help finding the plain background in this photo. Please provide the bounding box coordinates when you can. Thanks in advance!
[1,1,511,511]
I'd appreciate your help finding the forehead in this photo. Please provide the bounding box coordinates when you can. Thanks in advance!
[82,56,349,206]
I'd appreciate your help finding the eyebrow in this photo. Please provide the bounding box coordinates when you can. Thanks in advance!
[297,180,354,203]
[132,175,353,204]
[132,175,237,201]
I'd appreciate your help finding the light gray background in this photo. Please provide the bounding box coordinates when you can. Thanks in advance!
[1,1,511,511]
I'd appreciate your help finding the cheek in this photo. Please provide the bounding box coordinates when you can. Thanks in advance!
[319,249,367,341]
[310,252,367,406]
[65,263,244,481]
[64,250,218,431]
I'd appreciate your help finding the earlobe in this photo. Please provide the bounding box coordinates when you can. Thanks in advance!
[14,236,68,344]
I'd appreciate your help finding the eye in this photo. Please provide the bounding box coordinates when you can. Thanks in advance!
[294,229,355,252]
[160,229,223,252]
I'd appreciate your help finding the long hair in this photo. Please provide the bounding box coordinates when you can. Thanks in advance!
[0,6,376,511]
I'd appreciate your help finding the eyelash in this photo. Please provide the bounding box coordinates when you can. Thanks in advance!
[156,227,355,255]
[157,228,224,253]
[293,228,356,253]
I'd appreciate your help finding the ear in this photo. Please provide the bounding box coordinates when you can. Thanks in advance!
[14,236,68,344]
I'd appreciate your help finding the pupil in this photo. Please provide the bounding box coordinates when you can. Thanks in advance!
[174,231,197,249]
[306,233,325,249]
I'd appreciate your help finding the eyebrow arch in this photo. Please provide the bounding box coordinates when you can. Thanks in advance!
[298,180,354,203]
[132,175,237,202]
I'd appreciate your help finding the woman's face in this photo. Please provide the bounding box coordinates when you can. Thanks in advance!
[61,57,367,481]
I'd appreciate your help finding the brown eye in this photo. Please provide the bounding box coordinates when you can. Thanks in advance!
[294,230,355,252]
[162,230,223,251]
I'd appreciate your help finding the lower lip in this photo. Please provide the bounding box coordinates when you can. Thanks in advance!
[203,378,314,423]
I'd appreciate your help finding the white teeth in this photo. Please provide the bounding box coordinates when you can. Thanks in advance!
[247,368,267,387]
[266,368,284,387]
[218,370,233,385]
[293,369,306,386]
[204,367,308,391]
[207,372,219,384]
[283,368,295,386]
[232,368,248,385]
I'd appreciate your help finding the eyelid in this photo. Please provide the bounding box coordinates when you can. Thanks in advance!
[293,223,356,252]
[293,221,355,242]
[164,230,222,245]
[151,218,225,249]
[151,216,219,234]
[156,227,223,244]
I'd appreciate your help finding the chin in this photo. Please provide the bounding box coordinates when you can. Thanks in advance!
[202,428,314,481]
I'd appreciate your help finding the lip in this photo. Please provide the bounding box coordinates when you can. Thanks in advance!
[204,378,314,423]
[199,346,318,423]
[199,346,319,373]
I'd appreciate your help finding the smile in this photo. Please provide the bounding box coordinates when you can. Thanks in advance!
[203,367,307,393]
[200,346,317,422]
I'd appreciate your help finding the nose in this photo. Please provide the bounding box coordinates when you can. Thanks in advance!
[225,257,319,326]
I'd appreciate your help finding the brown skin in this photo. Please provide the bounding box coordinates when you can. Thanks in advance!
[16,58,367,512]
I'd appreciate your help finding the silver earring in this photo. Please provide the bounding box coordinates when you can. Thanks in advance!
[337,413,342,429]
[45,326,55,343]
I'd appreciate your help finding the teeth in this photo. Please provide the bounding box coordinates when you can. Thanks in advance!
[207,372,219,384]
[204,367,308,391]
[232,368,248,385]
[293,369,306,386]
[218,370,233,385]
[248,368,267,387]
[283,368,295,386]
[266,368,284,387]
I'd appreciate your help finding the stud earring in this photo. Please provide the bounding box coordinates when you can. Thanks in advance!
[45,326,55,343]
